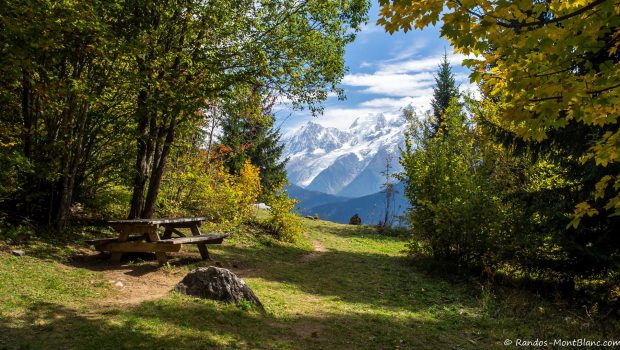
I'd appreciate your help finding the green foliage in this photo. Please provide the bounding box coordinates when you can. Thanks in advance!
[430,51,459,134]
[401,96,619,298]
[0,0,370,229]
[85,186,133,220]
[0,221,34,243]
[401,99,509,264]
[0,146,30,203]
[264,187,303,242]
[382,0,620,300]
[218,87,287,197]
[158,148,262,232]
[2,0,136,227]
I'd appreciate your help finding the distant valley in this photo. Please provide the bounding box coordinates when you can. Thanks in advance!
[287,182,409,225]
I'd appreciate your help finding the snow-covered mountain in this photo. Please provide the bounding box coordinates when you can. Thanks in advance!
[281,114,406,198]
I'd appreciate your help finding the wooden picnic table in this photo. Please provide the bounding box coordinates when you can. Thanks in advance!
[86,217,228,264]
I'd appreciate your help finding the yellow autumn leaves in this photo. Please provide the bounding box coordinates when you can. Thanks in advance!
[379,0,620,225]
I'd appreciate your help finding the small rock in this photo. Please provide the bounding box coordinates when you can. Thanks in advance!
[175,266,262,308]
[11,250,25,257]
[114,281,124,288]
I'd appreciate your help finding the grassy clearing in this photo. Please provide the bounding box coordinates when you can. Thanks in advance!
[0,218,617,349]
[0,255,110,316]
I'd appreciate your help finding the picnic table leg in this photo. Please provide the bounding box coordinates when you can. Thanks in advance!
[146,228,168,265]
[162,227,173,240]
[190,225,210,260]
[161,226,186,239]
[110,231,129,263]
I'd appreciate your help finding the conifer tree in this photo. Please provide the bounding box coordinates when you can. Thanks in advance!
[430,52,459,134]
[219,113,287,196]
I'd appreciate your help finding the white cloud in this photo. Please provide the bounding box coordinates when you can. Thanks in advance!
[282,95,433,131]
[278,36,478,132]
[378,53,470,74]
[359,97,415,108]
[318,51,476,131]
[359,96,432,111]
[382,40,431,64]
[358,22,384,35]
[342,72,434,97]
[341,52,474,99]
[459,81,482,100]
[359,61,373,68]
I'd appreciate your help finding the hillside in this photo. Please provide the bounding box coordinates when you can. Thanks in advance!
[305,182,409,225]
[286,184,348,212]
[1,219,615,349]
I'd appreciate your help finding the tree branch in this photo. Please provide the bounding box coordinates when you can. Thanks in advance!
[527,82,620,102]
[495,0,607,29]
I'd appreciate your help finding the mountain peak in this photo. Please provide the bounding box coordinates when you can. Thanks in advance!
[375,114,386,129]
[283,120,349,157]
[302,120,323,130]
[282,113,406,196]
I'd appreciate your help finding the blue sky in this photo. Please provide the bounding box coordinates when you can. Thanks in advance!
[275,3,475,133]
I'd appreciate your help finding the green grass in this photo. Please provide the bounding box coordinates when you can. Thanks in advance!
[0,218,617,349]
[0,255,111,315]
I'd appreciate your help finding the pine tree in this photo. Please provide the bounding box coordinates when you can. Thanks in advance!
[219,113,288,196]
[380,152,396,228]
[430,51,459,134]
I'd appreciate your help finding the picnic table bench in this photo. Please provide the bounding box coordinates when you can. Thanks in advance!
[86,217,228,264]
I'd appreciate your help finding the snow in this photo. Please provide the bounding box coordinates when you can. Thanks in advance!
[281,113,406,196]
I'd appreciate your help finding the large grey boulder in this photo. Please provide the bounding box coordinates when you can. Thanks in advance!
[175,266,262,308]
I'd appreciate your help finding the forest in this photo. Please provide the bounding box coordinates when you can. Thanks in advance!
[1,0,619,348]
[0,0,368,234]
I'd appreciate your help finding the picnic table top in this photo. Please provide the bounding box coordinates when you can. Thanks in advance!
[108,217,209,225]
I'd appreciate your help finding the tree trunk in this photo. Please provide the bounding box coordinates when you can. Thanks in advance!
[55,97,92,230]
[141,116,176,218]
[128,90,151,219]
[53,101,88,230]
[21,72,33,159]
[205,101,218,168]
[54,171,74,231]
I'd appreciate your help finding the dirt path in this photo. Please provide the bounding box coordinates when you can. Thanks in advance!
[74,231,329,308]
[299,240,327,262]
[70,252,192,307]
[98,266,182,306]
[70,245,266,308]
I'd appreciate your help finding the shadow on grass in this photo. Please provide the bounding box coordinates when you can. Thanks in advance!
[67,228,476,315]
[0,300,227,350]
[4,225,616,349]
[68,249,221,279]
[203,241,477,314]
[0,296,493,350]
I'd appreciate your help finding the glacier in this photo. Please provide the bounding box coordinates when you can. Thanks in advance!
[281,113,406,198]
